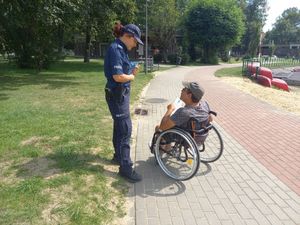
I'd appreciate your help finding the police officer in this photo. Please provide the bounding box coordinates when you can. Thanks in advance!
[104,24,143,182]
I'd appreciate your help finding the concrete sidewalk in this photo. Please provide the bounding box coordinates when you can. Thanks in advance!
[131,65,300,225]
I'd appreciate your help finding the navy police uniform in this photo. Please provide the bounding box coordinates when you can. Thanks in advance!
[104,38,134,173]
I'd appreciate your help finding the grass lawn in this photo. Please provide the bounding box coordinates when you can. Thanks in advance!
[0,58,153,224]
[215,67,300,116]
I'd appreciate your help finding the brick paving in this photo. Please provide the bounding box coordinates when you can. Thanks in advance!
[187,65,300,195]
[130,65,300,225]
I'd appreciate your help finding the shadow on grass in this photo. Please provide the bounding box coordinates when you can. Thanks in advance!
[0,60,104,100]
[50,60,104,73]
[0,74,80,92]
[15,152,212,198]
[0,93,9,101]
[15,151,117,180]
[0,59,103,74]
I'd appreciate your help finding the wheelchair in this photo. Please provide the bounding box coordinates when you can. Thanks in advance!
[149,112,223,181]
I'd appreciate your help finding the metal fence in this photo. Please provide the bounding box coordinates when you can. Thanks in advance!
[137,57,160,72]
[242,57,300,75]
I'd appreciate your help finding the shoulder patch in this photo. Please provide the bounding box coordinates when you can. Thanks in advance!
[114,65,122,69]
[117,44,123,50]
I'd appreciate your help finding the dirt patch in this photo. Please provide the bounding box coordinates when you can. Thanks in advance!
[41,174,126,225]
[101,117,112,124]
[21,136,43,146]
[113,192,134,225]
[88,147,133,225]
[68,97,88,107]
[20,157,61,179]
[0,156,61,186]
[20,136,60,152]
[50,136,60,141]
[82,111,97,116]
[90,146,102,155]
[41,185,74,225]
[89,147,119,176]
[0,161,18,185]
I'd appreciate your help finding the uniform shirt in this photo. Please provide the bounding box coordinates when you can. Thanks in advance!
[171,100,210,130]
[104,39,131,89]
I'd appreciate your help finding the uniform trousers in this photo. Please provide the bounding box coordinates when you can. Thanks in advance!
[105,85,133,172]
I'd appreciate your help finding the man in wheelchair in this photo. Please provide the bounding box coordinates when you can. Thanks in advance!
[150,81,213,152]
[149,81,223,180]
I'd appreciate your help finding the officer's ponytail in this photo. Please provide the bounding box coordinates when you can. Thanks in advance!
[113,21,124,38]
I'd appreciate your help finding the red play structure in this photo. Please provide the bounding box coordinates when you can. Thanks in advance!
[248,65,289,91]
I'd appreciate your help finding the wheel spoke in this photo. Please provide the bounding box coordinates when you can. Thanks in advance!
[199,125,223,163]
[154,128,200,180]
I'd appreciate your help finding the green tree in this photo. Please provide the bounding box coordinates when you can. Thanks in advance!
[1,1,54,68]
[135,0,179,61]
[148,0,179,61]
[184,0,245,64]
[264,7,300,45]
[78,0,136,63]
[0,0,137,68]
[0,24,5,56]
[0,0,80,69]
[176,0,192,16]
[54,0,82,56]
[238,0,268,57]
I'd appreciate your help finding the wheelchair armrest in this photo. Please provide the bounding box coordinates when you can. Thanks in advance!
[190,123,213,134]
[209,111,217,116]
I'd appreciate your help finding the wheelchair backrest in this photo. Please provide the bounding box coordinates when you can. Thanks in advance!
[187,117,210,145]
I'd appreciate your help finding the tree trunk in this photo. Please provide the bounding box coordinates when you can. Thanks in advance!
[188,44,196,62]
[84,23,91,63]
[203,46,218,64]
[57,25,64,56]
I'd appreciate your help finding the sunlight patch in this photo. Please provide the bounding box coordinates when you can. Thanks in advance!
[20,136,60,152]
[221,77,300,116]
[21,136,43,146]
[41,185,74,225]
[90,147,102,154]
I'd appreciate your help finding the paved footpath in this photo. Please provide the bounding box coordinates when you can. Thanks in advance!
[130,65,300,225]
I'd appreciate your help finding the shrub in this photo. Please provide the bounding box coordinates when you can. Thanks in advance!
[221,54,230,62]
[153,53,163,63]
[181,53,190,65]
[167,54,177,64]
[242,55,251,60]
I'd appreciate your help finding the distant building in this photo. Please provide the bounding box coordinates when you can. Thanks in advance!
[260,43,300,57]
[73,34,146,60]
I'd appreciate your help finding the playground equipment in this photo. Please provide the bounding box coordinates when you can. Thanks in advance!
[271,78,289,91]
[246,63,289,91]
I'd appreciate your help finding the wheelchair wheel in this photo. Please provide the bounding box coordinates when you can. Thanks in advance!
[154,128,200,181]
[198,125,223,163]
